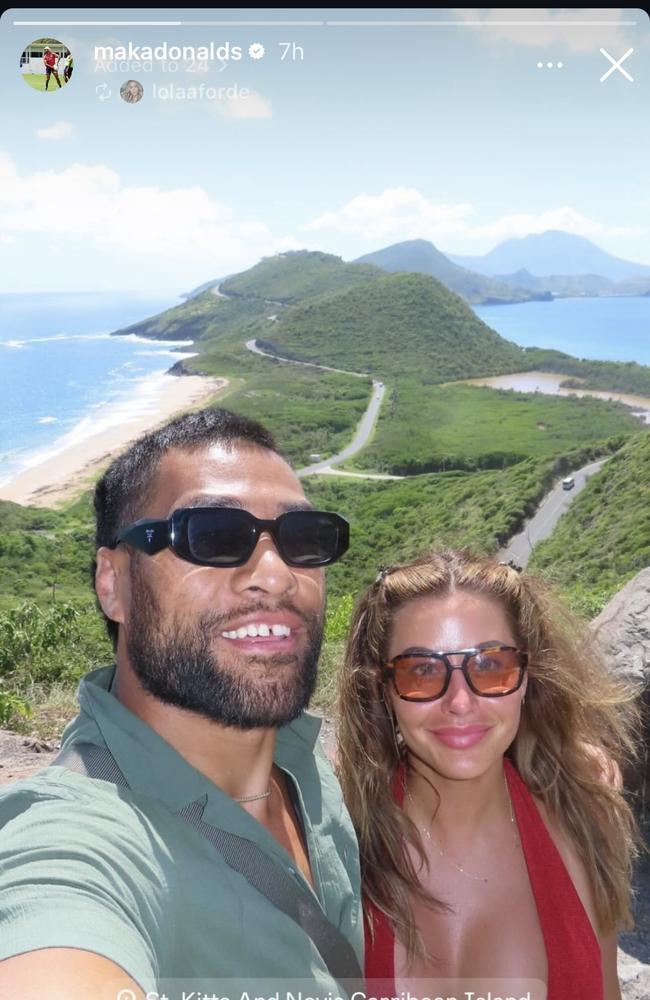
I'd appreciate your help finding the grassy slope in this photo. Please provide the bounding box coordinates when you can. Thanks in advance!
[114,252,650,398]
[261,272,526,380]
[0,495,95,611]
[304,459,556,599]
[353,383,643,475]
[220,250,382,302]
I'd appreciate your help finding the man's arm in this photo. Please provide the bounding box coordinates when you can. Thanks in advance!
[0,949,146,1000]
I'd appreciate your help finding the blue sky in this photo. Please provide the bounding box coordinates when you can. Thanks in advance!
[1,7,649,293]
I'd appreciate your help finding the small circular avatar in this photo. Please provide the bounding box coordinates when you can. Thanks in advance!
[120,79,144,104]
[20,38,72,92]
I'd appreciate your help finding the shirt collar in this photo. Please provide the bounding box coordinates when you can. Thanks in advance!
[62,665,323,815]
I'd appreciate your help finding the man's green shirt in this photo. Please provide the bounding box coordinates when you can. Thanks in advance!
[0,667,362,993]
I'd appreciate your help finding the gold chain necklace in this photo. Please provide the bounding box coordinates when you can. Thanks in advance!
[405,768,518,884]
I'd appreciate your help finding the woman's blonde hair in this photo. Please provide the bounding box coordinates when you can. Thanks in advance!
[336,548,640,960]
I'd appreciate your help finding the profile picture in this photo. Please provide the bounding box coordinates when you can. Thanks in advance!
[20,38,73,92]
[120,80,144,104]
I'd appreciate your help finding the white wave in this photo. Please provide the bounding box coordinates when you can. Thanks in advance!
[118,333,194,347]
[25,332,111,343]
[24,332,194,346]
[36,416,58,424]
[0,340,26,349]
[135,349,198,359]
[0,371,193,484]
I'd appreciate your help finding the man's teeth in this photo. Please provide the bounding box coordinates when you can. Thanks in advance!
[221,623,292,639]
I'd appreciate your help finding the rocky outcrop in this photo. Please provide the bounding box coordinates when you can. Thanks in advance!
[592,568,650,690]
[591,567,650,813]
[592,569,650,974]
[619,948,650,1000]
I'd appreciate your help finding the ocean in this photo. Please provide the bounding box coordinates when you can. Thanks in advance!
[0,291,190,487]
[473,296,650,365]
[1,291,648,489]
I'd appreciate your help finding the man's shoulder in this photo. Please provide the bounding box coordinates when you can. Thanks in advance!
[0,769,170,987]
[0,764,179,937]
[0,764,175,868]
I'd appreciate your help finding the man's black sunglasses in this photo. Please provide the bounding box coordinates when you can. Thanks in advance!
[112,506,350,568]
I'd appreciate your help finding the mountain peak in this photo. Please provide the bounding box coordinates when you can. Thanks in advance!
[447,230,650,280]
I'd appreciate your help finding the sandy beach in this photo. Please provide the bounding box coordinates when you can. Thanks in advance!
[0,372,228,508]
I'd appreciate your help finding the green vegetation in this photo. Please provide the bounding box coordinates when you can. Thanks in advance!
[352,383,641,475]
[525,347,650,396]
[114,290,269,343]
[529,433,650,614]
[303,459,556,599]
[0,495,95,610]
[260,272,526,381]
[221,250,381,303]
[0,600,112,731]
[116,253,650,399]
[184,337,372,467]
[225,367,370,468]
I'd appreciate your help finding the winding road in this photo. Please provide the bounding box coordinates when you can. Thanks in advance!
[241,298,610,559]
[245,339,398,478]
[498,458,605,567]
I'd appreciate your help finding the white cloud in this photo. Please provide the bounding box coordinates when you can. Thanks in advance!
[303,188,474,241]
[35,121,76,141]
[451,8,636,54]
[0,151,286,266]
[453,205,644,246]
[301,187,645,253]
[213,89,272,120]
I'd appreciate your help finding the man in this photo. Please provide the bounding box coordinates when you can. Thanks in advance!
[42,46,62,90]
[0,408,361,999]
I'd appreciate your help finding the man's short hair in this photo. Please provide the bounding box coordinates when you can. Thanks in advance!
[93,407,282,648]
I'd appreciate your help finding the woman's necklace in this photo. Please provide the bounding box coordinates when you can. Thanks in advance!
[405,768,518,884]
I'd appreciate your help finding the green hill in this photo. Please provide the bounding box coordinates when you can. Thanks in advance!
[113,289,269,343]
[220,250,381,303]
[529,433,650,612]
[260,271,527,380]
[110,252,650,397]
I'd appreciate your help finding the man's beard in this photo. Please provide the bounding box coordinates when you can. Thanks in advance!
[125,567,324,729]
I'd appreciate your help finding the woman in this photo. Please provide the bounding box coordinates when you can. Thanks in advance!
[337,549,639,1000]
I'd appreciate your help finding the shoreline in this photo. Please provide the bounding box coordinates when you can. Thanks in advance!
[0,372,228,508]
[455,371,650,424]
